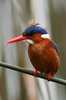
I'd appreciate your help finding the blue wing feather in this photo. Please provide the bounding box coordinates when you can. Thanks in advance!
[51,41,59,55]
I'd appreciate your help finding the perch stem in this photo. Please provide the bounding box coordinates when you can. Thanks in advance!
[0,62,66,85]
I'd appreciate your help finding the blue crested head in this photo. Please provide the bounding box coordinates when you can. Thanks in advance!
[23,24,48,36]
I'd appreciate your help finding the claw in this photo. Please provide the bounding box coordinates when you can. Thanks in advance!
[34,69,38,77]
[46,73,51,81]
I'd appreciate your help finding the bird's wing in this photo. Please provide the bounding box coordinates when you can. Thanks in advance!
[51,41,59,56]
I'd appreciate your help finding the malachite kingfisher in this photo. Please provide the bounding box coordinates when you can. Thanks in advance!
[6,23,60,81]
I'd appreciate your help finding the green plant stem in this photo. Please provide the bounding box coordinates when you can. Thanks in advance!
[0,62,66,85]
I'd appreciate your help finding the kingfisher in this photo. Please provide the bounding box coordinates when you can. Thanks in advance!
[6,24,60,81]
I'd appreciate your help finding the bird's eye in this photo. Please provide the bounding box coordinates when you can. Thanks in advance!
[23,33,34,37]
[29,33,34,36]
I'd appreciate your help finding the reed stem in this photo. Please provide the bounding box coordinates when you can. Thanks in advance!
[0,62,66,85]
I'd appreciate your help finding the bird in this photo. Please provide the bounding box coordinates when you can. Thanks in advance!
[6,23,60,81]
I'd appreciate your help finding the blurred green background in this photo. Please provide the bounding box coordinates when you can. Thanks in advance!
[0,0,66,100]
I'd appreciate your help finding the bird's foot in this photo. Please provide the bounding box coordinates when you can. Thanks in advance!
[46,73,51,81]
[34,69,38,77]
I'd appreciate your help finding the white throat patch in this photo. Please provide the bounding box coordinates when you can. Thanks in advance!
[26,39,34,44]
[41,34,50,39]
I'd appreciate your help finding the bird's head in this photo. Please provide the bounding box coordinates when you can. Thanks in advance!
[6,24,50,44]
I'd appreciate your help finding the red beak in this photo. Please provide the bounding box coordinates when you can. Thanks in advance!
[5,35,28,44]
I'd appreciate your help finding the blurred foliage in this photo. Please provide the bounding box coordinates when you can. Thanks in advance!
[0,0,66,100]
[49,0,66,79]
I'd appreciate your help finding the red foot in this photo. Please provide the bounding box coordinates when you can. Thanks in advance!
[46,73,51,81]
[34,69,38,77]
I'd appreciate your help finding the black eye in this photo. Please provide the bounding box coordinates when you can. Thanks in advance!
[29,33,34,36]
[23,32,34,37]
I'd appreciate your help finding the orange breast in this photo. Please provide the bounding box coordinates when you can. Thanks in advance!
[28,39,60,76]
